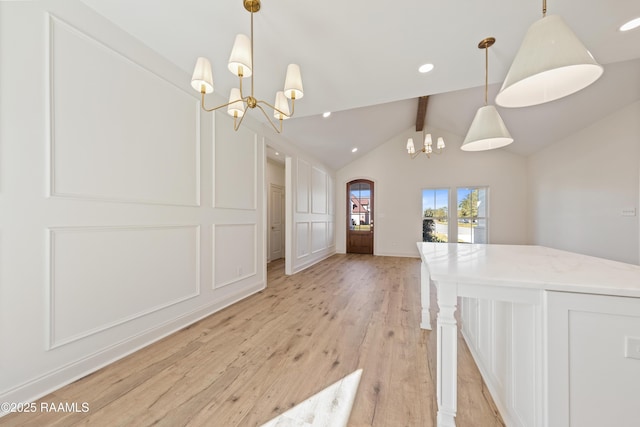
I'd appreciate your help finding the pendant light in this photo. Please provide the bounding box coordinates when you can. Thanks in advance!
[461,37,513,152]
[495,0,603,108]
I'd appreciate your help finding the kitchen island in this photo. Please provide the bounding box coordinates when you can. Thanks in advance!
[417,243,640,427]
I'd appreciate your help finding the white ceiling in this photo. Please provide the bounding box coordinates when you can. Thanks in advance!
[81,0,640,170]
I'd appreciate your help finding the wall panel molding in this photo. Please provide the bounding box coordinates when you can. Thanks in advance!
[213,223,257,288]
[296,159,310,213]
[296,222,310,258]
[311,167,327,214]
[48,16,200,207]
[48,225,201,349]
[311,221,328,254]
[213,115,257,210]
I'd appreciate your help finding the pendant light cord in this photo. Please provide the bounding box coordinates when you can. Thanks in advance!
[250,8,255,98]
[484,45,488,105]
[542,0,547,17]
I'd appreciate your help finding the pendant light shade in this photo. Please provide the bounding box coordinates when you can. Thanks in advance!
[284,64,304,100]
[227,88,245,118]
[228,34,253,78]
[461,105,513,151]
[191,57,214,94]
[406,138,416,154]
[495,14,603,108]
[273,91,290,120]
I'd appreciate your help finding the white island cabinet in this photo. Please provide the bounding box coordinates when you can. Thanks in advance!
[417,243,640,427]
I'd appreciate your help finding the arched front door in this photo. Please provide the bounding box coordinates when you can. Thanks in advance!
[347,179,374,254]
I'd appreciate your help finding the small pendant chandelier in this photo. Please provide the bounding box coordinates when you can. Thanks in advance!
[406,132,445,159]
[190,0,304,133]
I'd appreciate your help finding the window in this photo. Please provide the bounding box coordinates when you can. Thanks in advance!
[456,187,488,243]
[422,188,449,242]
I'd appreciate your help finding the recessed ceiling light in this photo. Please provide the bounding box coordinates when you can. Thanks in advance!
[620,17,640,32]
[275,152,280,156]
[351,148,358,153]
[323,112,331,118]
[418,63,434,73]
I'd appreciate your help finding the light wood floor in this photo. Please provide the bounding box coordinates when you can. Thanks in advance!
[3,254,503,427]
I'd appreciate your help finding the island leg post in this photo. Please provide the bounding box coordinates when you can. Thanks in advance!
[420,261,432,330]
[436,280,458,427]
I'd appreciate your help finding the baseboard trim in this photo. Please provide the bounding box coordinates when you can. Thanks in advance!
[291,250,336,275]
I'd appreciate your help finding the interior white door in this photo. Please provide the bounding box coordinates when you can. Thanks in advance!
[269,184,285,261]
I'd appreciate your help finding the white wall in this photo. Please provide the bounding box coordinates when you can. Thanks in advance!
[528,101,640,265]
[0,0,333,408]
[267,158,286,188]
[335,127,529,257]
[285,156,336,274]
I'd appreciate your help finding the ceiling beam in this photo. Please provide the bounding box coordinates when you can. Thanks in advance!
[415,96,429,132]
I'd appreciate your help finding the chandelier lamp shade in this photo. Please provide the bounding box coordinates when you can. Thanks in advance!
[406,132,445,159]
[462,37,513,152]
[190,0,304,133]
[495,0,603,108]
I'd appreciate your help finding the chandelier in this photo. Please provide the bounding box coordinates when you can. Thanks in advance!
[190,0,304,133]
[406,132,445,159]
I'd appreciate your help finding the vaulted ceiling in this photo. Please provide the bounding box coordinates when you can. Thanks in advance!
[82,0,640,170]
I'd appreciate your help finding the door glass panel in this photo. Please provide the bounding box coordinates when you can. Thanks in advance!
[349,182,371,231]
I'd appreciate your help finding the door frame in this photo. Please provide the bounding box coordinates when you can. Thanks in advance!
[346,179,374,254]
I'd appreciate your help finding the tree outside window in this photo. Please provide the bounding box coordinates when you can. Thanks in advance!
[422,189,449,242]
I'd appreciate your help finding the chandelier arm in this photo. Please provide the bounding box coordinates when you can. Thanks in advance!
[200,91,245,113]
[232,108,248,131]
[289,96,296,116]
[256,104,283,133]
[257,99,291,119]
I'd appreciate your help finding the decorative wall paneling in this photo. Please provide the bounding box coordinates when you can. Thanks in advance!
[460,296,542,427]
[311,166,327,214]
[213,121,257,210]
[296,159,310,213]
[289,157,336,274]
[49,17,200,207]
[48,225,201,348]
[213,224,257,288]
[0,2,268,409]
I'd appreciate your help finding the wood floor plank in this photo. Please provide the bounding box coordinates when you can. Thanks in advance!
[2,254,503,426]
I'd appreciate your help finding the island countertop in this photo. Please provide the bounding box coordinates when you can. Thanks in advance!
[417,243,640,298]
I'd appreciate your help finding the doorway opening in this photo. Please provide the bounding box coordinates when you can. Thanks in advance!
[266,145,286,269]
[347,179,374,254]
